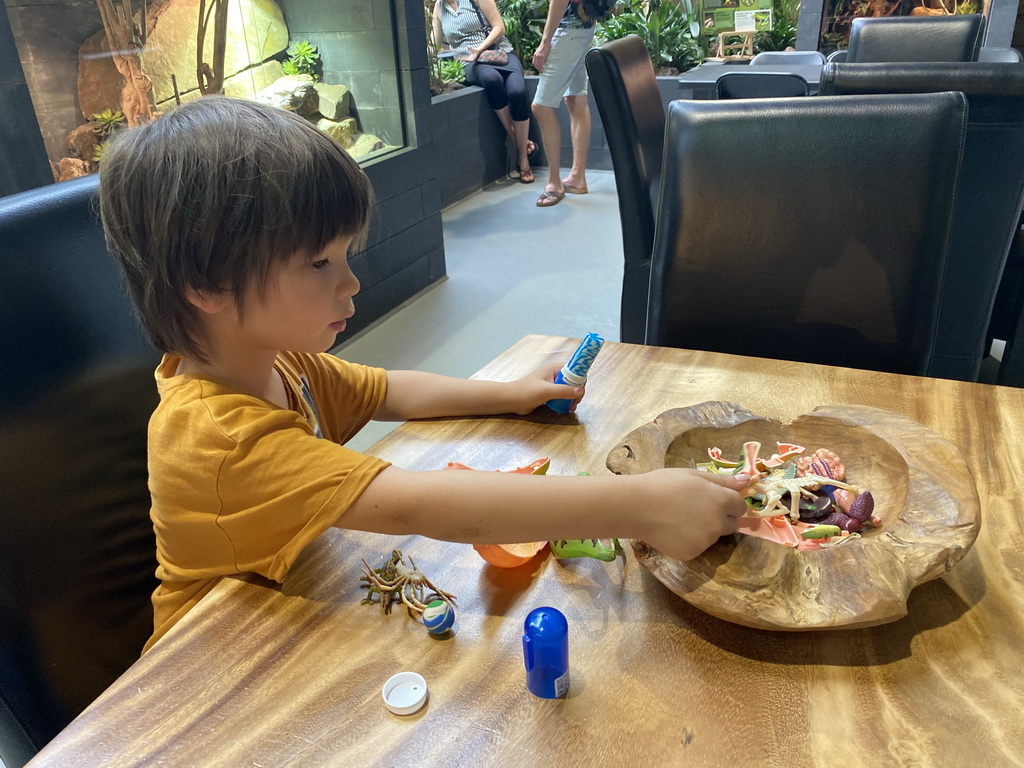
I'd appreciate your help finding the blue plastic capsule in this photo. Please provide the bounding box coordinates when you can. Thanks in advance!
[522,606,569,698]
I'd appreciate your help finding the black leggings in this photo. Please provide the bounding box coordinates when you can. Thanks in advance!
[464,53,530,122]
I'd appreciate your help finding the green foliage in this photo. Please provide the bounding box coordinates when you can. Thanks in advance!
[597,0,704,71]
[283,40,321,81]
[92,140,109,165]
[955,0,978,13]
[89,109,125,138]
[754,0,798,52]
[497,0,549,68]
[439,58,466,83]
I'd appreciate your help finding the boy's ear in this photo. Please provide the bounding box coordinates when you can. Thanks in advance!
[185,287,232,315]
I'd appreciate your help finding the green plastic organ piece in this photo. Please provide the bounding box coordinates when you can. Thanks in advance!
[800,524,841,539]
[550,538,623,561]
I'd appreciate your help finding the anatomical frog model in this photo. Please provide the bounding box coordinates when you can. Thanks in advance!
[698,441,881,550]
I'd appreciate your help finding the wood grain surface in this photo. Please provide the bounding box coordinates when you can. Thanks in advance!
[29,336,1024,768]
[608,401,981,631]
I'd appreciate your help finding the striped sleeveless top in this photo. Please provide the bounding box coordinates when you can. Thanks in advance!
[439,0,513,59]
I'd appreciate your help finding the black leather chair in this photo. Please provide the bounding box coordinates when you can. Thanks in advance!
[749,50,827,66]
[715,72,810,99]
[820,62,1024,383]
[648,93,967,375]
[985,217,1024,386]
[0,175,159,767]
[585,35,665,344]
[845,15,984,63]
[978,46,1024,63]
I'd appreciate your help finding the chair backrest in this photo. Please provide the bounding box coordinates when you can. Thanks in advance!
[820,61,1024,382]
[750,50,827,66]
[846,15,984,63]
[826,49,848,63]
[0,175,159,767]
[987,220,1023,386]
[648,93,967,375]
[978,46,1024,63]
[585,35,665,344]
[715,71,810,99]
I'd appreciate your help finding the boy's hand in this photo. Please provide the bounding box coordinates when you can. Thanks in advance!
[635,469,749,562]
[509,362,583,415]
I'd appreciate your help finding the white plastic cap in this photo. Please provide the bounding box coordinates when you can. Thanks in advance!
[382,671,428,715]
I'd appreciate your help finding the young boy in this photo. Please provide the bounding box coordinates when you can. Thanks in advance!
[99,97,747,652]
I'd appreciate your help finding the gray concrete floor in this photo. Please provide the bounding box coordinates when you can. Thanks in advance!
[334,169,623,452]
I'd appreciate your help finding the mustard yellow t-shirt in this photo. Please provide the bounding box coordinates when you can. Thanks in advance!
[143,351,390,652]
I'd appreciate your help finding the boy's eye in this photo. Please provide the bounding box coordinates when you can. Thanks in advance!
[311,258,330,270]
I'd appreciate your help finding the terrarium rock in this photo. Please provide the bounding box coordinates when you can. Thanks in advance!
[314,84,352,121]
[347,133,387,157]
[316,117,358,147]
[607,401,981,631]
[255,75,319,115]
[66,124,100,160]
[58,157,92,182]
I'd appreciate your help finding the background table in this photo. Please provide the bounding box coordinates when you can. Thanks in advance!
[30,336,1024,767]
[678,62,825,98]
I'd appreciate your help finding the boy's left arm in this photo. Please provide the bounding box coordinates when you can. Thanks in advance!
[375,366,583,420]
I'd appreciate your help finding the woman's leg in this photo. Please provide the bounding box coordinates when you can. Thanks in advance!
[504,55,532,176]
[466,62,521,174]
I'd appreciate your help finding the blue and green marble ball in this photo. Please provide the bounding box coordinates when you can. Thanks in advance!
[422,599,455,634]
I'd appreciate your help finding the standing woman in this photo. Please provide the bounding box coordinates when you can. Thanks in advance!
[433,0,535,183]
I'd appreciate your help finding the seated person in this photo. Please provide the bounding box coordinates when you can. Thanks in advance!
[98,96,748,651]
[433,0,535,183]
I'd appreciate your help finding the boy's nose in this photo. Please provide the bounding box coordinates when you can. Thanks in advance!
[340,274,360,297]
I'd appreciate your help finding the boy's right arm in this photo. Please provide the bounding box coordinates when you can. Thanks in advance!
[340,467,748,563]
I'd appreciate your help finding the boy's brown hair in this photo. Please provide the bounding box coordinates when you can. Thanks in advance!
[100,96,373,363]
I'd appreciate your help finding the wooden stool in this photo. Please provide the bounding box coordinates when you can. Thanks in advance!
[716,31,755,58]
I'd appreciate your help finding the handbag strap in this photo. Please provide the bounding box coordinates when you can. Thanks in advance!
[466,0,492,34]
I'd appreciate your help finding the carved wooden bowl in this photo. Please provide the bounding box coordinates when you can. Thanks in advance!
[606,402,981,631]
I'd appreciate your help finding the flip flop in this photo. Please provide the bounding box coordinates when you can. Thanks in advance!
[536,189,565,207]
[519,167,535,184]
[527,140,537,156]
[562,181,588,195]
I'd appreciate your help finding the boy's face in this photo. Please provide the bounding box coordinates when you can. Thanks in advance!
[237,235,360,354]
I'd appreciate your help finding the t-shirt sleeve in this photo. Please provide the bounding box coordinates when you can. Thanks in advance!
[299,354,388,444]
[212,408,390,582]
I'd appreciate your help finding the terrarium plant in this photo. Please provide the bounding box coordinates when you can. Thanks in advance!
[92,140,109,165]
[89,109,126,139]
[282,40,321,81]
[754,0,799,51]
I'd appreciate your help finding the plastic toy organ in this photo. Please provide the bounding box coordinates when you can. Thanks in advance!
[699,441,881,551]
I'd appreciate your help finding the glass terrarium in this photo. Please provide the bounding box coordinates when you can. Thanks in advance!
[819,0,983,53]
[7,0,407,181]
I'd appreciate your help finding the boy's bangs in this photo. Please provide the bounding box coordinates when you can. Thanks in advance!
[279,138,373,261]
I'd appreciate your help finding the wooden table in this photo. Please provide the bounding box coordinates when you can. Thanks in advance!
[30,336,1024,766]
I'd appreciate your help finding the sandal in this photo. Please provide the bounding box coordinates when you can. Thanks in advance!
[536,189,565,207]
[519,167,535,184]
[527,139,537,156]
[562,181,589,195]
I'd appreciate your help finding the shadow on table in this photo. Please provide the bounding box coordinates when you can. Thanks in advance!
[640,561,979,667]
